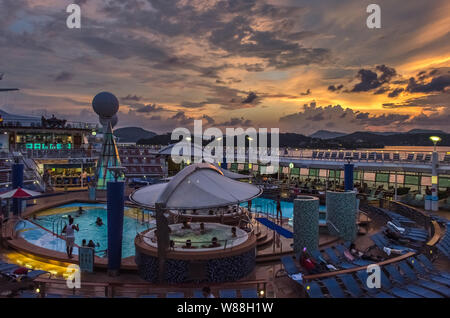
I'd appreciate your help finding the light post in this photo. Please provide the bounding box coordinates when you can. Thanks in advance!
[429,136,441,211]
[289,162,294,189]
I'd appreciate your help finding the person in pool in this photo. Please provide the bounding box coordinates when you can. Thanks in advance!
[209,237,221,248]
[77,207,84,216]
[231,227,237,238]
[199,222,206,234]
[82,239,87,247]
[87,240,96,248]
[96,217,103,226]
[182,239,196,249]
[182,221,191,229]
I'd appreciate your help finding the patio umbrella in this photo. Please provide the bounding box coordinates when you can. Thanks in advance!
[0,187,41,199]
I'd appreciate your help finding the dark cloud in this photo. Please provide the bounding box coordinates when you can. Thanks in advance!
[218,117,253,127]
[300,89,311,96]
[388,88,404,98]
[242,92,258,104]
[350,65,396,93]
[328,84,343,92]
[279,102,413,134]
[54,71,74,82]
[406,75,450,93]
[136,104,164,113]
[202,114,215,125]
[121,94,142,102]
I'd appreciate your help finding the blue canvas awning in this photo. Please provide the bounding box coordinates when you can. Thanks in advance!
[256,217,293,239]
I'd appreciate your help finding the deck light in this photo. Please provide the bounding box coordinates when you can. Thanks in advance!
[430,136,441,152]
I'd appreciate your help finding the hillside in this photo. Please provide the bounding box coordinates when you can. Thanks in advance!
[114,127,156,143]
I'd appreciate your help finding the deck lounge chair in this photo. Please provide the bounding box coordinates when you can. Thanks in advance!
[370,233,412,252]
[219,289,237,298]
[355,270,395,298]
[398,261,450,297]
[304,281,325,298]
[323,247,355,269]
[334,244,373,267]
[411,257,450,286]
[321,277,346,298]
[166,292,184,298]
[280,256,301,276]
[18,291,39,298]
[240,288,258,298]
[193,290,205,298]
[378,270,422,298]
[384,264,442,298]
[338,274,365,297]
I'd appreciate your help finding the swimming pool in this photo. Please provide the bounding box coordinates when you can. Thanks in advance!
[16,203,154,258]
[240,197,327,223]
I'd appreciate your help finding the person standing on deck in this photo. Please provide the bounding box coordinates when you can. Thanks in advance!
[276,195,282,225]
[62,217,79,259]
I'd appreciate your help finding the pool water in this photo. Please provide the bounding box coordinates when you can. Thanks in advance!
[17,203,154,258]
[144,223,248,250]
[170,228,236,247]
[240,197,327,222]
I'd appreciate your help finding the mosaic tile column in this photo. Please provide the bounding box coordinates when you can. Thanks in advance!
[293,196,319,254]
[326,191,357,242]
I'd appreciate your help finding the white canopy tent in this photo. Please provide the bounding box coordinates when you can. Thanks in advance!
[130,163,261,209]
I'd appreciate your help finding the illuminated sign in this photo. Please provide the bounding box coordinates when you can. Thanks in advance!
[25,143,72,150]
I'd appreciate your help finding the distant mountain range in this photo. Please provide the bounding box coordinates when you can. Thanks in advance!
[309,130,346,139]
[114,127,156,143]
[309,129,446,139]
[130,127,450,149]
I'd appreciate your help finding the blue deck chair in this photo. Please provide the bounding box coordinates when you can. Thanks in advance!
[354,270,395,298]
[193,290,205,298]
[384,264,442,298]
[240,288,258,298]
[379,270,421,298]
[304,281,325,298]
[219,289,237,298]
[416,255,450,277]
[321,277,346,298]
[18,291,39,298]
[398,261,449,297]
[338,274,365,298]
[334,244,372,267]
[370,233,412,251]
[407,257,449,282]
[25,270,49,280]
[140,294,158,298]
[166,292,184,298]
[0,264,20,272]
[280,256,300,276]
[46,293,62,298]
[414,256,450,284]
[310,250,327,265]
[323,247,354,269]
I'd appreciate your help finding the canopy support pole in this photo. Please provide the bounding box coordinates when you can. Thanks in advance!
[156,202,170,283]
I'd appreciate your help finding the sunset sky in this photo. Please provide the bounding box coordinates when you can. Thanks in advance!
[0,0,449,134]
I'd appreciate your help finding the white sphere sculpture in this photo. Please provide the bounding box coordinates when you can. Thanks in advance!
[92,92,119,118]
